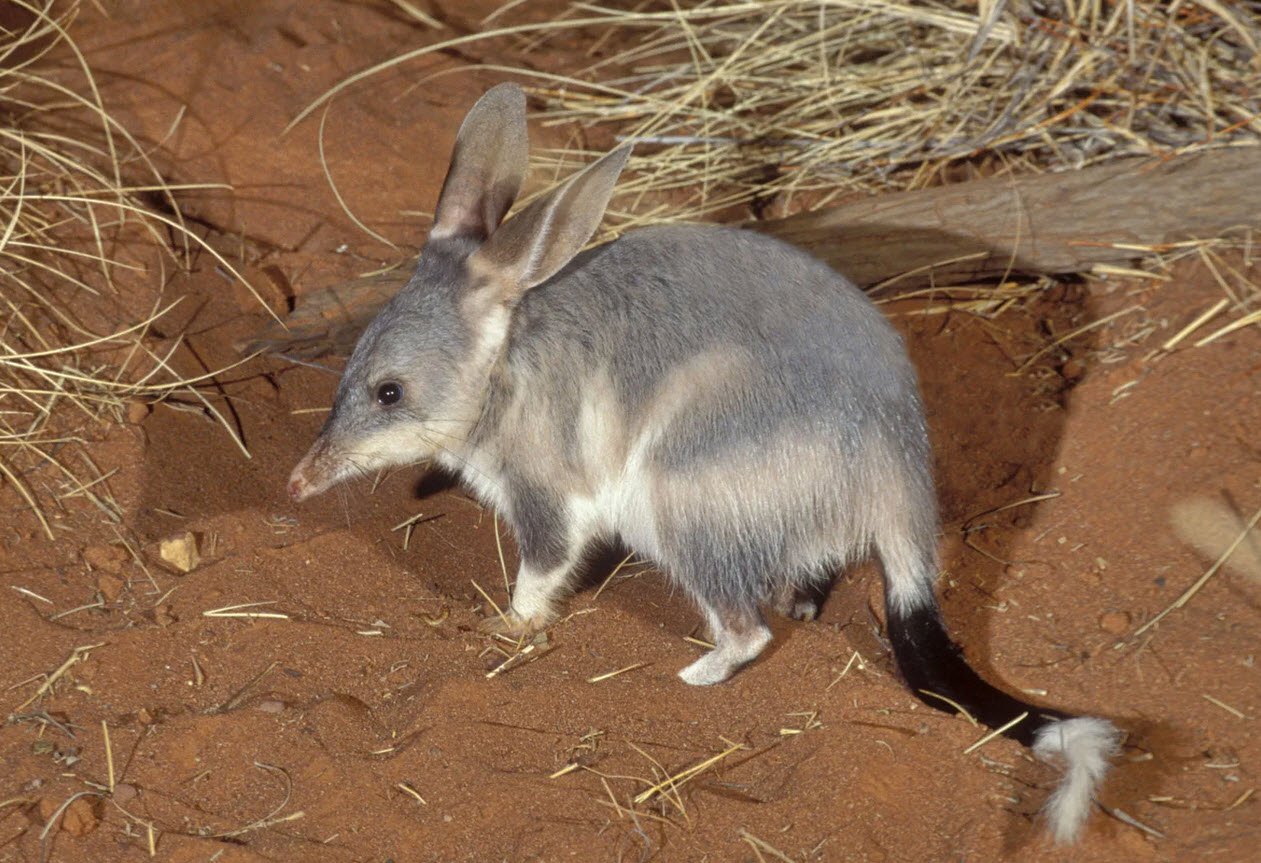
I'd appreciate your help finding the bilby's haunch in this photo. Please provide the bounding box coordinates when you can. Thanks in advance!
[289,82,1120,843]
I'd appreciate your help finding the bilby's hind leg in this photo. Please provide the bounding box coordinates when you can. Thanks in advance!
[679,602,772,686]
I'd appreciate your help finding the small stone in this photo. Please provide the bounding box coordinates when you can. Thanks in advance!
[1099,611,1131,634]
[33,796,100,836]
[256,699,286,714]
[153,605,177,627]
[1060,358,1086,382]
[257,264,293,314]
[125,399,150,424]
[36,797,58,823]
[136,708,154,725]
[158,532,199,574]
[112,783,138,806]
[97,573,125,603]
[61,796,99,837]
[83,544,127,574]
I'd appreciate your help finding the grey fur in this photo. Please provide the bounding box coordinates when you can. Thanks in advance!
[289,85,939,678]
[481,224,937,613]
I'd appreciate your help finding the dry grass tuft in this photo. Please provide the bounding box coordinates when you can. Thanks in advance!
[1,0,261,538]
[294,1,1261,347]
[631,739,745,805]
[524,0,1261,227]
[300,1,1260,230]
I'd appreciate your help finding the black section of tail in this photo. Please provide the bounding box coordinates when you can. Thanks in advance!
[887,597,1068,747]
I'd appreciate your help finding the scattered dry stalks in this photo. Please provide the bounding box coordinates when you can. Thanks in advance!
[299,1,1261,226]
[1,0,261,537]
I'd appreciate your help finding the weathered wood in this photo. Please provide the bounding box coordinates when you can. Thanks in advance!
[759,146,1260,288]
[242,147,1260,359]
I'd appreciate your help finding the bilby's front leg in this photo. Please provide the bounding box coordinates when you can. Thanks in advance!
[480,486,595,637]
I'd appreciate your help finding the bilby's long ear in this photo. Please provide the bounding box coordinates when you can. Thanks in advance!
[471,144,631,296]
[430,82,528,242]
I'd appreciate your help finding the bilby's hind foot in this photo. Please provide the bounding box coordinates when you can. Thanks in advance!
[679,604,772,685]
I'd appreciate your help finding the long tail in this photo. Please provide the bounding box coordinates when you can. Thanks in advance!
[881,538,1121,843]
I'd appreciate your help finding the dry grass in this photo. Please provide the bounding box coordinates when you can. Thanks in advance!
[526,0,1260,225]
[299,1,1260,227]
[1,0,261,538]
[1084,236,1261,363]
[631,739,745,805]
[293,1,1261,349]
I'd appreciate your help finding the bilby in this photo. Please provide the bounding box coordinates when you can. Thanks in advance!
[289,82,1120,842]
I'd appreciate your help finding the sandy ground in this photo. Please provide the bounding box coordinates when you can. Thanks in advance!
[2,2,1260,861]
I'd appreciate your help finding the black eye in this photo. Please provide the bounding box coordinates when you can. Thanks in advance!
[376,382,403,406]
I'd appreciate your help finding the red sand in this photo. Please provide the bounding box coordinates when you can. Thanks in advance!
[2,3,1258,861]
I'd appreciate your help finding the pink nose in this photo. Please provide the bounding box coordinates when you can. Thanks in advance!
[288,476,307,503]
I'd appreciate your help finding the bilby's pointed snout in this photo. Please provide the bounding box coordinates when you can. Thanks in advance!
[288,473,309,503]
[288,442,327,504]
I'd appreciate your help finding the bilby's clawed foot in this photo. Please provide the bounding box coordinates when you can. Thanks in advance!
[477,608,551,638]
[679,604,773,686]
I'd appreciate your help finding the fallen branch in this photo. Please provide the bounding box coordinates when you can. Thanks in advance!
[241,148,1261,359]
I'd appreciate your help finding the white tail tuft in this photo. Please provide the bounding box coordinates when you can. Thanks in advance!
[1032,716,1121,843]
